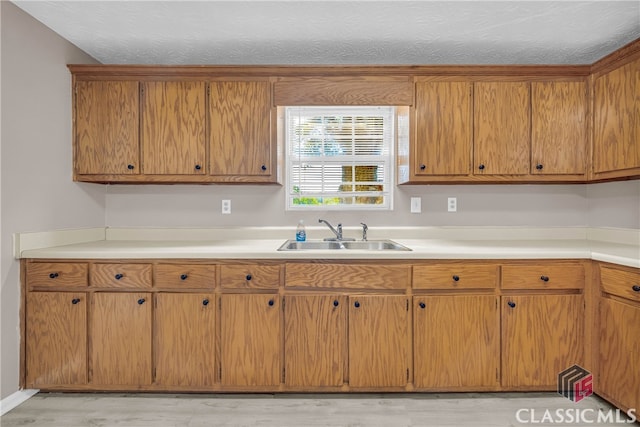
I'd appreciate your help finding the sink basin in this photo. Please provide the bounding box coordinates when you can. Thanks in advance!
[277,239,412,251]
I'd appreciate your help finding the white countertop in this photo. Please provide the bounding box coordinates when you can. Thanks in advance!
[14,226,640,268]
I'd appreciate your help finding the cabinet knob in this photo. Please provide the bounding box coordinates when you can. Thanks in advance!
[261,165,267,171]
[419,164,426,170]
[71,298,81,305]
[536,164,544,170]
[49,272,59,279]
[333,300,339,307]
[246,274,252,281]
[180,274,188,281]
[540,275,550,282]
[127,164,135,170]
[202,299,209,306]
[632,285,640,292]
[137,298,146,305]
[478,164,485,170]
[452,275,460,282]
[115,273,124,280]
[195,164,202,170]
[507,301,516,308]
[268,299,275,306]
[419,302,426,309]
[354,301,360,308]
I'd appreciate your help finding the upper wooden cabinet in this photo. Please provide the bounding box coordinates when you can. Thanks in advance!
[209,81,275,181]
[141,81,207,175]
[474,82,531,176]
[75,80,139,176]
[593,56,640,178]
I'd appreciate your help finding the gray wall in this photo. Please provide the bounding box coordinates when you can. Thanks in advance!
[587,180,640,229]
[0,2,103,399]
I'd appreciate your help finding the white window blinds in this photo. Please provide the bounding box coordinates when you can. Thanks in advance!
[285,106,394,210]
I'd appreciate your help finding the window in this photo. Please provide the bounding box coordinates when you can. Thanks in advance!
[285,106,395,210]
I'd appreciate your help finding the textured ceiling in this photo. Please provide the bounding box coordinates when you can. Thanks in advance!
[11,1,640,65]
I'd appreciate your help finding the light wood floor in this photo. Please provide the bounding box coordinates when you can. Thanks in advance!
[1,392,630,426]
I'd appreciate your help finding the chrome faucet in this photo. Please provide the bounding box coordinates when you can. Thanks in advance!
[318,219,342,241]
[360,223,368,241]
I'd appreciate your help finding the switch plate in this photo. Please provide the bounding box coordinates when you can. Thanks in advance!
[447,197,457,212]
[410,197,421,213]
[221,199,231,214]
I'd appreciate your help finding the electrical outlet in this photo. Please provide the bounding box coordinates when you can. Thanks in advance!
[447,197,457,212]
[221,199,231,214]
[410,197,421,213]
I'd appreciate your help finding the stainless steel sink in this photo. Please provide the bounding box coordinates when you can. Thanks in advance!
[277,239,412,251]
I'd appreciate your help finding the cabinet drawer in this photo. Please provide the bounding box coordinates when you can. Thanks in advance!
[220,264,280,289]
[154,264,216,289]
[285,263,410,289]
[413,263,498,289]
[501,263,584,290]
[600,265,640,302]
[90,263,152,288]
[27,262,88,288]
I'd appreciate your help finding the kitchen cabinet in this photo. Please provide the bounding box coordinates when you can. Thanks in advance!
[413,295,499,389]
[348,295,409,388]
[474,82,530,175]
[141,81,207,175]
[593,56,640,177]
[90,292,153,386]
[501,294,584,389]
[413,81,472,177]
[209,81,275,181]
[155,293,216,387]
[284,295,347,387]
[220,293,282,387]
[75,80,139,176]
[25,292,87,387]
[531,81,587,176]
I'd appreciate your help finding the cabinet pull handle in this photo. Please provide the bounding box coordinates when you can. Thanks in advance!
[246,274,252,281]
[268,299,275,306]
[354,301,360,308]
[115,273,124,280]
[195,164,202,170]
[540,275,550,282]
[632,285,640,292]
[419,302,426,309]
[452,275,460,282]
[180,274,188,281]
[333,300,339,307]
[202,299,209,306]
[507,301,516,308]
[261,165,267,171]
[49,272,59,279]
[419,164,426,170]
[137,298,146,305]
[71,298,81,305]
[127,164,135,170]
[536,164,544,170]
[478,164,485,170]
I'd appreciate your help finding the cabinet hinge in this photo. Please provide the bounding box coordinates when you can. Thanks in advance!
[496,368,499,381]
[207,85,211,97]
[219,366,222,380]
[219,298,222,310]
[282,297,285,310]
[153,368,156,381]
[407,368,409,381]
[406,299,409,311]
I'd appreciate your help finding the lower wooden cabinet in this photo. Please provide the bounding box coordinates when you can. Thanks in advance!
[155,293,215,387]
[501,294,584,389]
[26,292,87,387]
[220,293,281,387]
[90,292,153,386]
[413,295,499,389]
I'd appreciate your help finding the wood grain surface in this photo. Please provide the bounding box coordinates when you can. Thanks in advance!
[26,262,88,288]
[413,263,498,289]
[90,263,152,288]
[600,265,640,302]
[501,263,585,290]
[285,263,410,289]
[220,264,281,289]
[153,264,216,289]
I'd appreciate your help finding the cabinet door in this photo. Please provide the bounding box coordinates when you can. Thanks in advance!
[26,292,87,386]
[348,295,409,388]
[502,294,584,388]
[91,292,152,385]
[210,81,272,177]
[141,81,206,175]
[594,58,640,173]
[284,295,346,387]
[474,82,530,175]
[75,80,139,175]
[414,81,472,176]
[155,293,215,387]
[220,294,281,386]
[531,81,587,175]
[414,295,499,389]
[599,298,640,411]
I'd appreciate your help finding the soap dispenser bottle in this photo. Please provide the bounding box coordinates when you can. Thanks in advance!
[296,220,306,242]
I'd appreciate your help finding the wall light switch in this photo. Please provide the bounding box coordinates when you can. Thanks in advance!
[447,197,457,212]
[410,197,421,213]
[221,199,231,214]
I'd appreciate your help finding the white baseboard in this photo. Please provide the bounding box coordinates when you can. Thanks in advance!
[0,389,38,416]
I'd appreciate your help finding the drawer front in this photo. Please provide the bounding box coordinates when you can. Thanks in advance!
[220,264,281,289]
[154,264,216,289]
[285,263,410,289]
[27,262,88,288]
[601,265,640,302]
[501,263,585,290]
[413,263,498,289]
[90,263,152,288]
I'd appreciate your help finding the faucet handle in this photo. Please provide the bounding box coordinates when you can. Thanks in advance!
[360,223,368,241]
